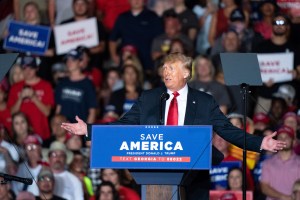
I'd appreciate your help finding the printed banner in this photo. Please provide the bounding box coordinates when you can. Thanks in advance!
[210,161,241,190]
[257,52,294,83]
[277,0,300,17]
[90,125,212,169]
[4,21,51,55]
[54,17,99,55]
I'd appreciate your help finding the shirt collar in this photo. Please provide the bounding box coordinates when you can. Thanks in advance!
[167,84,188,98]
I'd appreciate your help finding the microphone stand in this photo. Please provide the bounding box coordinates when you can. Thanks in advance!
[241,83,249,200]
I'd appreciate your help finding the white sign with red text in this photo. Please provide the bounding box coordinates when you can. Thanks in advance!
[257,52,294,83]
[54,18,99,55]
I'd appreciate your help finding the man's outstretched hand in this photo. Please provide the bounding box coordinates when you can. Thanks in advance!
[261,131,286,152]
[61,116,88,136]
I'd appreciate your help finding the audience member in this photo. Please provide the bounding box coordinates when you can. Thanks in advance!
[163,0,198,42]
[0,176,15,200]
[96,181,120,200]
[253,0,279,41]
[0,84,12,135]
[69,150,94,200]
[253,112,270,132]
[55,49,97,123]
[151,12,193,60]
[212,134,254,190]
[95,0,130,32]
[13,0,49,24]
[77,46,103,93]
[61,0,106,67]
[273,84,297,112]
[268,97,288,130]
[101,169,140,200]
[8,64,24,86]
[260,125,300,200]
[254,13,299,114]
[227,167,243,191]
[43,115,70,149]
[189,55,231,114]
[0,124,18,175]
[7,56,54,140]
[208,0,241,46]
[106,64,143,117]
[48,0,73,26]
[36,168,66,200]
[109,0,163,71]
[47,141,83,200]
[193,0,217,54]
[51,63,68,87]
[12,135,43,196]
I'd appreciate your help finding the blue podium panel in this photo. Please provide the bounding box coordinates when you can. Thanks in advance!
[90,125,212,170]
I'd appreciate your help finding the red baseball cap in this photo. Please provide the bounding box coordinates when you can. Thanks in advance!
[283,112,298,123]
[277,125,295,139]
[24,135,42,146]
[253,112,270,124]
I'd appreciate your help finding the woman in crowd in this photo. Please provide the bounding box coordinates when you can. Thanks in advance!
[106,65,143,117]
[227,167,243,191]
[101,169,140,200]
[97,181,120,200]
[189,55,231,114]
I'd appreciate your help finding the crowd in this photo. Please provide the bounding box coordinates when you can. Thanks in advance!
[0,0,300,199]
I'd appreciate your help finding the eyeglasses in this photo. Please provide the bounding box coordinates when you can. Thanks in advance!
[49,152,66,158]
[25,144,38,151]
[38,176,53,182]
[272,19,286,26]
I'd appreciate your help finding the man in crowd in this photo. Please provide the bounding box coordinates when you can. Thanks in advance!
[109,0,163,71]
[48,141,83,200]
[260,125,300,200]
[36,168,66,200]
[55,49,97,124]
[61,52,285,200]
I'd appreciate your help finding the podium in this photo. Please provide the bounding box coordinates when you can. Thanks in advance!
[90,125,212,200]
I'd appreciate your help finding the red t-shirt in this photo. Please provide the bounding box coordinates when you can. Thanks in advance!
[7,80,54,140]
[96,0,130,31]
[84,68,103,89]
[119,186,140,200]
[0,107,12,135]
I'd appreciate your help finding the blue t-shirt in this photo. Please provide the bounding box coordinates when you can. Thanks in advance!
[55,77,97,122]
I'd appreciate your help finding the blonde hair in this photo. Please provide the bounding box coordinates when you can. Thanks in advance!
[193,55,215,80]
[163,52,193,80]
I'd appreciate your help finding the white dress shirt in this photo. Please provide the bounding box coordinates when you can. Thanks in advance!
[164,84,188,125]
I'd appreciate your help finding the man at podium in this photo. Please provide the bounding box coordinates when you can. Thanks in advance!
[62,53,286,200]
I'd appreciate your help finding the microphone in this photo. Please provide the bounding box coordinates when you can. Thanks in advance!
[0,173,33,185]
[160,92,170,125]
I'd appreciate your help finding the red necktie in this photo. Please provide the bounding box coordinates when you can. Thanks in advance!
[167,92,180,125]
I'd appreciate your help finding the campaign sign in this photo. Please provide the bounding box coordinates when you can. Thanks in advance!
[4,21,51,55]
[210,161,241,190]
[257,53,294,83]
[90,125,212,170]
[54,17,99,55]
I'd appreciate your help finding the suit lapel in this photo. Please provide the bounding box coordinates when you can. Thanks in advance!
[158,86,167,125]
[184,87,197,125]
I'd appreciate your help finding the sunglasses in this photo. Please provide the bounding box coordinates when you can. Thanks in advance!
[38,176,53,182]
[272,19,286,26]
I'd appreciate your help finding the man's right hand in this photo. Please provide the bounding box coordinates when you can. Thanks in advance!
[61,116,88,136]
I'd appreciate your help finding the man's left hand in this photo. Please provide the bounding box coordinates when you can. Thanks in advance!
[261,131,286,152]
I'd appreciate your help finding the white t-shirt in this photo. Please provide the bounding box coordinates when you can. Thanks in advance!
[12,163,42,196]
[53,171,84,200]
